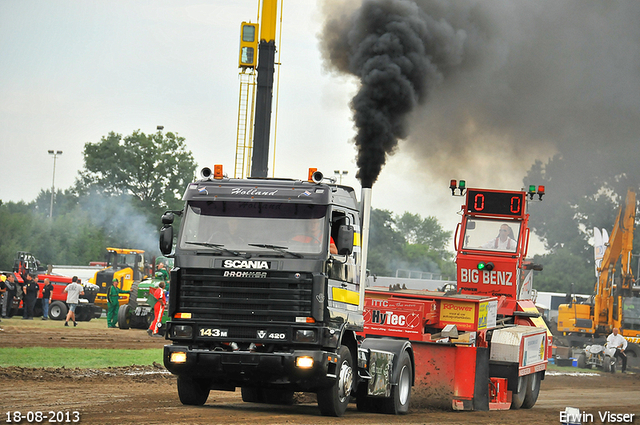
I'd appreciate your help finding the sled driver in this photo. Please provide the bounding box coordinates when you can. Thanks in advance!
[481,224,517,251]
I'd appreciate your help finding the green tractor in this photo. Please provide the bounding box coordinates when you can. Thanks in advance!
[117,257,172,333]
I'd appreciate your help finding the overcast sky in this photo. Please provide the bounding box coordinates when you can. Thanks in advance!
[0,1,469,230]
[3,1,638,256]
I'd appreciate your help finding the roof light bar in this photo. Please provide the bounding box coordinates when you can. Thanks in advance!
[528,184,545,200]
[449,179,467,196]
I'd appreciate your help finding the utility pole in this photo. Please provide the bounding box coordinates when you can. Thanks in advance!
[334,170,348,184]
[250,0,277,178]
[48,150,63,219]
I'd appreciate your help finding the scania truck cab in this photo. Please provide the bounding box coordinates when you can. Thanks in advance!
[160,167,412,416]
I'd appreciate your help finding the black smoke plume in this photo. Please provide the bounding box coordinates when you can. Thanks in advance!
[321,0,640,194]
[321,0,465,188]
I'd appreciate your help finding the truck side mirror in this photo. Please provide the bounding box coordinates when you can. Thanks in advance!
[159,225,174,255]
[162,212,175,225]
[336,225,354,255]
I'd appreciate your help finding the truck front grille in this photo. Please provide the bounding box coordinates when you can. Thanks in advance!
[178,268,313,323]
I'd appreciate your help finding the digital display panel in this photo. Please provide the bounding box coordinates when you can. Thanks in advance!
[466,190,526,217]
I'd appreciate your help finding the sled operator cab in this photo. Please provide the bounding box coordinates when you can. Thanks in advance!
[452,182,545,301]
[451,182,551,349]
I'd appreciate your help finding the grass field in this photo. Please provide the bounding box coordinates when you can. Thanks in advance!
[0,316,163,368]
[0,347,162,368]
[1,315,110,330]
[0,317,607,373]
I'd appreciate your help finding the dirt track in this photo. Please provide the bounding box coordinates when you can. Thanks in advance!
[1,318,639,424]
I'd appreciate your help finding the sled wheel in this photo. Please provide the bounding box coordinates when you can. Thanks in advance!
[522,372,542,409]
[510,374,529,409]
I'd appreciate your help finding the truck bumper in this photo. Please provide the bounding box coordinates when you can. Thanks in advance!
[163,344,338,391]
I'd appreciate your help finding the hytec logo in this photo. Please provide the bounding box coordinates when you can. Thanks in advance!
[459,268,513,286]
[370,310,406,326]
[223,260,270,269]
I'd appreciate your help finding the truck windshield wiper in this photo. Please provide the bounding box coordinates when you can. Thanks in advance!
[248,243,303,258]
[185,241,243,257]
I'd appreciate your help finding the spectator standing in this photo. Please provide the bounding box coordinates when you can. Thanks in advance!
[41,278,54,320]
[107,278,129,328]
[22,273,39,320]
[148,281,166,336]
[63,276,84,327]
[3,274,17,318]
[0,275,5,322]
[156,263,170,282]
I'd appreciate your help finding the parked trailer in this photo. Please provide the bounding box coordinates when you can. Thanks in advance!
[9,252,100,320]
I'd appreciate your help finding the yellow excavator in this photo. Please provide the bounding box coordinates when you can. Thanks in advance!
[89,247,148,311]
[557,189,640,362]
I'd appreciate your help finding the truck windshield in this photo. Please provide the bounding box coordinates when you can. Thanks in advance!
[108,252,139,269]
[623,297,640,329]
[179,201,330,255]
[463,218,521,253]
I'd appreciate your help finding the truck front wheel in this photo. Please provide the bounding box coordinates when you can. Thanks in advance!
[317,345,353,417]
[177,376,211,406]
[381,350,412,414]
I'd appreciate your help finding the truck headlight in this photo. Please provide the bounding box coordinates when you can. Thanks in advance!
[296,356,314,369]
[294,329,316,343]
[170,351,187,364]
[172,325,193,339]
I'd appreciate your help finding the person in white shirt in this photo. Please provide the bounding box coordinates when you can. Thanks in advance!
[606,327,627,373]
[481,224,517,251]
[63,276,84,327]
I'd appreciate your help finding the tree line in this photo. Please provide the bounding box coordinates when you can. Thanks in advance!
[2,129,638,295]
[0,130,454,280]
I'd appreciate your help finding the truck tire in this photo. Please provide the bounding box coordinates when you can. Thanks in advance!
[521,372,542,409]
[606,355,616,373]
[577,353,587,369]
[49,301,68,321]
[510,374,529,409]
[355,383,373,412]
[317,345,353,417]
[381,349,412,414]
[177,376,210,406]
[75,308,87,322]
[128,281,139,308]
[118,304,131,329]
[625,343,639,368]
[241,387,264,403]
[76,307,93,322]
[603,355,614,373]
[263,389,294,405]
